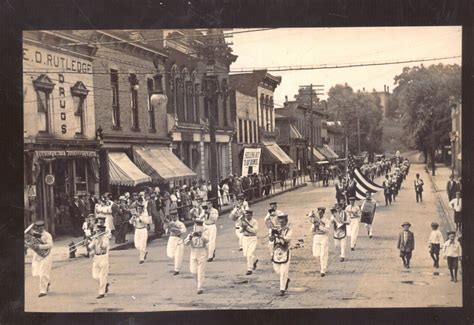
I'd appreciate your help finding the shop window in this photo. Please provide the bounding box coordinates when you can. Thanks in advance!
[71,81,89,136]
[249,120,253,144]
[253,121,257,143]
[75,159,88,194]
[260,93,265,127]
[147,78,155,130]
[238,118,243,143]
[244,119,248,144]
[33,74,55,134]
[110,69,120,127]
[186,80,194,123]
[129,74,139,129]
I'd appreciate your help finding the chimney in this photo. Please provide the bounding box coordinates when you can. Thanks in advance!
[362,87,365,92]
[285,95,288,103]
[387,86,389,93]
[384,85,386,92]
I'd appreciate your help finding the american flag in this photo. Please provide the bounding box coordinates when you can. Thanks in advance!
[347,151,384,200]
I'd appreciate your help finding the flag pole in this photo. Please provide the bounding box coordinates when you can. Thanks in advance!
[345,136,348,176]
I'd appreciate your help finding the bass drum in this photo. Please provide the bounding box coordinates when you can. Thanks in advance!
[272,243,289,264]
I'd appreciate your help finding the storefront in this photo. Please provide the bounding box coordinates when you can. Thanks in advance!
[261,140,293,180]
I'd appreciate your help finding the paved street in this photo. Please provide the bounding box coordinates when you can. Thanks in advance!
[25,164,461,312]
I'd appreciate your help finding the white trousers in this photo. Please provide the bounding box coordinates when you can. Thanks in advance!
[273,255,291,291]
[204,224,217,259]
[32,253,52,294]
[167,236,184,272]
[312,234,329,273]
[364,223,373,236]
[242,236,257,271]
[190,248,208,290]
[92,254,109,295]
[349,218,360,248]
[134,228,148,261]
[334,237,347,258]
[235,229,243,248]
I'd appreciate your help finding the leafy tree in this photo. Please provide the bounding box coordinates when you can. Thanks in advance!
[294,85,321,108]
[390,63,461,174]
[326,83,384,161]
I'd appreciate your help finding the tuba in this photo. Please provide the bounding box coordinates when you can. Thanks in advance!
[24,224,50,258]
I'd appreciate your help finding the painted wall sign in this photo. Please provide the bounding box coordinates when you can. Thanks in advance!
[241,148,261,177]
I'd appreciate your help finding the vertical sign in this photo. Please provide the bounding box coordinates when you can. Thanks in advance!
[241,148,261,177]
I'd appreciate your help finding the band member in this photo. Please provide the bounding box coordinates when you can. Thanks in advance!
[88,223,110,299]
[428,222,444,268]
[189,197,204,220]
[382,174,392,206]
[414,173,424,203]
[229,194,249,251]
[335,176,346,205]
[166,209,187,275]
[27,220,53,297]
[241,210,259,275]
[345,175,356,205]
[345,197,361,251]
[185,218,209,294]
[310,207,331,276]
[264,202,283,257]
[397,222,415,269]
[201,201,219,262]
[360,191,377,239]
[331,204,350,262]
[82,214,95,258]
[130,198,152,264]
[443,231,462,283]
[449,191,462,233]
[271,214,292,296]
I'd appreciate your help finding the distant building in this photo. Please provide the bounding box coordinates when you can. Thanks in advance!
[373,85,391,118]
[326,122,346,158]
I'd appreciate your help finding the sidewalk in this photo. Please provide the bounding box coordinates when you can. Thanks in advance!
[25,180,307,265]
[425,163,456,233]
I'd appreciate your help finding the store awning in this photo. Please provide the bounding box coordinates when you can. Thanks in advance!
[317,144,339,159]
[35,150,97,158]
[261,141,293,165]
[308,147,326,161]
[289,124,304,139]
[108,152,151,187]
[134,146,197,182]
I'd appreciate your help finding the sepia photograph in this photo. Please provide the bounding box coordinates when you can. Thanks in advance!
[22,26,462,312]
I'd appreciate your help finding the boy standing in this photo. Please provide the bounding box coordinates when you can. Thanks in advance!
[397,222,415,268]
[427,222,444,268]
[443,231,462,282]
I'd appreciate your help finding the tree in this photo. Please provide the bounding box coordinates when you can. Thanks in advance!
[326,83,384,160]
[294,85,321,108]
[390,63,461,175]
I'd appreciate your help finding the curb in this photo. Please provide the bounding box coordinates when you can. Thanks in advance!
[110,182,308,251]
[425,165,455,233]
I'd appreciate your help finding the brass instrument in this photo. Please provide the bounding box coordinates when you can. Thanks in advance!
[165,220,182,236]
[69,230,108,254]
[332,210,346,229]
[24,223,50,258]
[183,227,209,245]
[230,203,245,222]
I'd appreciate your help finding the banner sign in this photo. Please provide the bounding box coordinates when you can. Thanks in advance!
[241,148,261,177]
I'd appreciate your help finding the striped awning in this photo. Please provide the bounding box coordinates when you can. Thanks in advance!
[308,147,326,161]
[134,146,196,182]
[108,152,151,187]
[316,145,339,160]
[261,141,293,165]
[289,124,304,139]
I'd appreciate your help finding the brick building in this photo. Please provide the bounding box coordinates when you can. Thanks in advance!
[23,31,100,235]
[230,70,293,179]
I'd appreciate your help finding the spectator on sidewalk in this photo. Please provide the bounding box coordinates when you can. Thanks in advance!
[443,231,462,283]
[446,175,458,202]
[427,222,444,268]
[70,196,85,237]
[397,222,415,269]
[414,173,424,203]
[449,191,462,233]
[111,196,122,244]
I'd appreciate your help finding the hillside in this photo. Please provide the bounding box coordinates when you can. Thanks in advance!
[381,117,409,156]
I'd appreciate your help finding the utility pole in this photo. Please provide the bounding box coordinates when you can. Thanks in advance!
[298,84,324,182]
[357,116,361,155]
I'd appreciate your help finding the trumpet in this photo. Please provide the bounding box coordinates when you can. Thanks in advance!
[308,211,325,227]
[183,228,209,245]
[69,230,108,253]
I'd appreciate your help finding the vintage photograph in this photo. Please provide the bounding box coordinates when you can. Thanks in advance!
[23,27,462,312]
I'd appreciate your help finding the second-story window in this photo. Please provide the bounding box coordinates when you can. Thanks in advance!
[33,74,55,134]
[194,83,200,122]
[249,119,253,143]
[253,121,258,143]
[244,120,248,143]
[71,81,89,136]
[129,74,139,129]
[260,94,265,127]
[186,80,194,123]
[110,69,120,127]
[265,96,270,131]
[238,118,243,143]
[147,78,155,130]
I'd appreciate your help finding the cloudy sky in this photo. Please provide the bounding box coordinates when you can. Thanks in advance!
[230,27,461,106]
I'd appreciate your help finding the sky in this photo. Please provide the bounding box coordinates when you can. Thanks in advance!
[229,27,461,106]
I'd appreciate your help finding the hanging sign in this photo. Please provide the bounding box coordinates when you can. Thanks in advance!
[45,174,55,186]
[241,148,261,177]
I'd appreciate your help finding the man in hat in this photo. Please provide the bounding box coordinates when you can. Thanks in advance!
[166,209,187,275]
[382,174,392,206]
[201,201,219,262]
[88,222,110,299]
[271,214,292,296]
[428,222,444,268]
[240,210,259,275]
[29,220,53,297]
[443,231,462,282]
[311,207,331,276]
[331,204,350,262]
[397,222,415,268]
[186,217,209,294]
[70,195,85,237]
[446,175,458,202]
[345,197,362,251]
[449,191,462,233]
[130,198,152,264]
[111,196,122,244]
[414,173,424,203]
[264,202,283,258]
[360,191,377,239]
[230,194,249,251]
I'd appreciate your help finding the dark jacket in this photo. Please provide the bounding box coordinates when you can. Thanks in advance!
[111,202,121,226]
[446,180,458,200]
[397,230,415,252]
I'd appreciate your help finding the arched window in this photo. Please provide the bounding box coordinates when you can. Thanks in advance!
[174,66,185,122]
[170,64,179,119]
[189,70,198,123]
[33,74,55,134]
[71,81,89,136]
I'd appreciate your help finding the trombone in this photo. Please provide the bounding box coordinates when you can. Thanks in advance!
[69,230,108,254]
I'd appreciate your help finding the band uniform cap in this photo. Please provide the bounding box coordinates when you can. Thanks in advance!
[246,210,254,216]
[202,205,208,210]
[170,209,178,215]
[317,207,326,211]
[447,231,456,236]
[237,194,245,199]
[330,207,337,212]
[197,197,204,201]
[269,202,278,206]
[277,214,288,220]
[34,220,45,227]
[401,222,411,227]
[124,192,130,197]
[349,197,356,201]
[431,222,439,227]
